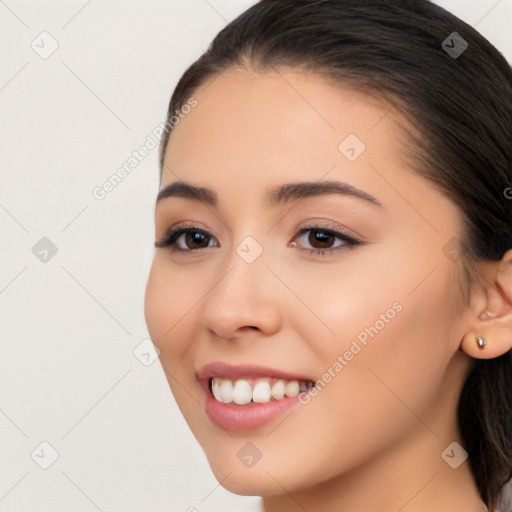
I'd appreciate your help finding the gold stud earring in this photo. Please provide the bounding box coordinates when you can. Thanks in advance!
[476,336,486,349]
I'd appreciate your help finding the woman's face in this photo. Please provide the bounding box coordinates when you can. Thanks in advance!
[144,68,473,497]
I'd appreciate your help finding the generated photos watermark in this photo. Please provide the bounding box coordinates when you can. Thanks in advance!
[92,97,198,201]
[298,301,403,404]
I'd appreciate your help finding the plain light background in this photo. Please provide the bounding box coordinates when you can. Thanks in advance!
[0,1,511,511]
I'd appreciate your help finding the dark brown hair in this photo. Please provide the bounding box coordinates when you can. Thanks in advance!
[158,0,512,507]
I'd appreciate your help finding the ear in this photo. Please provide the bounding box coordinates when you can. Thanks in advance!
[460,248,512,359]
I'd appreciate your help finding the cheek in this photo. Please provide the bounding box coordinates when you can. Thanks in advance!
[274,259,460,463]
[144,261,204,423]
[144,262,169,341]
[254,308,448,493]
[313,266,462,438]
[144,259,194,360]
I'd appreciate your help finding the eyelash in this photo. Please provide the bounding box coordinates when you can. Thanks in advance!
[154,221,362,257]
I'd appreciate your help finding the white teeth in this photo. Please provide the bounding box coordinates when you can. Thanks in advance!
[271,379,286,400]
[212,378,223,402]
[210,377,313,405]
[252,380,272,403]
[233,379,253,405]
[219,378,234,404]
[285,380,300,397]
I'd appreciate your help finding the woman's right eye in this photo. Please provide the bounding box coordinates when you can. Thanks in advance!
[154,226,218,252]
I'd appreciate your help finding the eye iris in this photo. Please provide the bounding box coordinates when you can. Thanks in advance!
[309,229,333,249]
[186,231,209,248]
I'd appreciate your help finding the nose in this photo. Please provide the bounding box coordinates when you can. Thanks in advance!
[200,246,283,340]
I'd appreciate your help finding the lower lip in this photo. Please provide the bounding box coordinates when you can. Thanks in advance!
[202,381,307,431]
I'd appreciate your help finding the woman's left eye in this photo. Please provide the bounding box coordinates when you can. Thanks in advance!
[293,226,361,256]
[154,223,362,257]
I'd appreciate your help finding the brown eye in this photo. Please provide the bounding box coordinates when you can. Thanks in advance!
[154,226,218,251]
[292,225,361,257]
[306,229,336,249]
[183,231,211,249]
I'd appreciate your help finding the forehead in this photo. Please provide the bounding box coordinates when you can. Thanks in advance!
[164,68,407,176]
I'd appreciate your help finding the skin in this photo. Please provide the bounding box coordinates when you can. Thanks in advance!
[144,67,512,511]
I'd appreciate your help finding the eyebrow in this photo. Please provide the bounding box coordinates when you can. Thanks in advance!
[156,180,384,209]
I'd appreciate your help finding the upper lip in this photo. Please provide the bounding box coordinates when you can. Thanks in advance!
[196,362,314,382]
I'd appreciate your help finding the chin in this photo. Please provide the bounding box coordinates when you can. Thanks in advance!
[208,464,286,497]
[203,444,321,498]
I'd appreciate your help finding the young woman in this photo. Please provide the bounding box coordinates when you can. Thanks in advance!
[144,1,512,510]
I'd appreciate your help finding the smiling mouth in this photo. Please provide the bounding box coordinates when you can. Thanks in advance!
[208,376,315,405]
